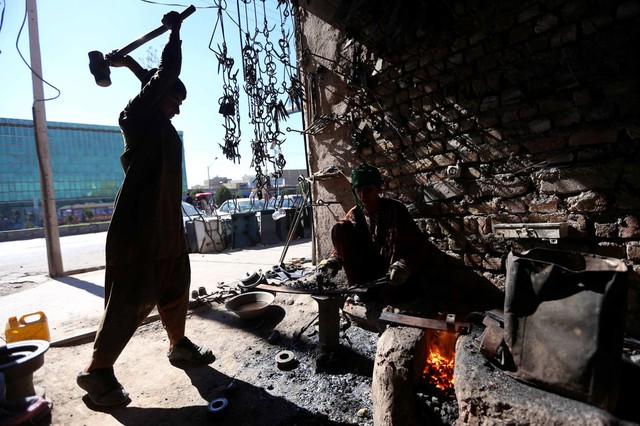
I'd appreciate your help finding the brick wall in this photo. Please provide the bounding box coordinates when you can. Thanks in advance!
[297,0,640,334]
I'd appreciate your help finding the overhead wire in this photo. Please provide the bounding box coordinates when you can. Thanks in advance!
[16,0,60,102]
[139,0,215,8]
[0,0,6,47]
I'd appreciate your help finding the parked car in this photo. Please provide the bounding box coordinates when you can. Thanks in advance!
[181,201,204,225]
[264,195,296,210]
[215,198,266,217]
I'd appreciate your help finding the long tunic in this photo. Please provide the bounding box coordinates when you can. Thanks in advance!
[105,35,187,265]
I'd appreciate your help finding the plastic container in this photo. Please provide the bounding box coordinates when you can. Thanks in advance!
[4,311,51,343]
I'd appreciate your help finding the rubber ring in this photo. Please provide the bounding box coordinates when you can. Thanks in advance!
[207,397,229,416]
[275,350,296,370]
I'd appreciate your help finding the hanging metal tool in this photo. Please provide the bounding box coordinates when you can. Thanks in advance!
[210,1,242,163]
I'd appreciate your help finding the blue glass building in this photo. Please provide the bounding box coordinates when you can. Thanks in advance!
[0,117,187,230]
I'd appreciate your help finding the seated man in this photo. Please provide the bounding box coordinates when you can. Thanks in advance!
[319,164,504,334]
[318,163,430,307]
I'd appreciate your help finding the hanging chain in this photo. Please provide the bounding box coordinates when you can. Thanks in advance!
[210,0,242,163]
[208,0,298,193]
[239,0,294,193]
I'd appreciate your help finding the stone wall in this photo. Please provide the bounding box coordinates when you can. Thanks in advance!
[295,0,640,335]
[0,222,110,242]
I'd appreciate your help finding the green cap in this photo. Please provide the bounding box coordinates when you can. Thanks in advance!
[350,163,383,188]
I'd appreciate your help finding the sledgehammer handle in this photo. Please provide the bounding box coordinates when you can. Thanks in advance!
[116,5,196,57]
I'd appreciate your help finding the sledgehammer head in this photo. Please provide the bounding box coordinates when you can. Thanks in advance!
[88,51,111,87]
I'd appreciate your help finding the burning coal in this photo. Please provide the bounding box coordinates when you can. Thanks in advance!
[422,330,457,392]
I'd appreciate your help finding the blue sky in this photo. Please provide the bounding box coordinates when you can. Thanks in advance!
[0,0,307,187]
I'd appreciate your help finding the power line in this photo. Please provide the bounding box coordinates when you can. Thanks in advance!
[15,0,60,102]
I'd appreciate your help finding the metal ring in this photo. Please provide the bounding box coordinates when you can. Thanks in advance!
[207,397,229,416]
[275,350,296,370]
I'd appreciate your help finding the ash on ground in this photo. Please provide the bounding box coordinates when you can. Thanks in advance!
[251,314,380,425]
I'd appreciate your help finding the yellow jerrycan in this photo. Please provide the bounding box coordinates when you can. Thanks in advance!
[4,311,51,343]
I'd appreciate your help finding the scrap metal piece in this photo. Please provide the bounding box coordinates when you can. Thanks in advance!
[206,379,236,418]
[275,350,297,370]
[446,313,456,332]
[312,199,342,207]
[207,397,229,417]
[238,271,266,292]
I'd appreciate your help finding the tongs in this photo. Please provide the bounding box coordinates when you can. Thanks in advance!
[343,273,389,292]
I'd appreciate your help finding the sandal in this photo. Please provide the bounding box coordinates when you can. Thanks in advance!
[167,337,215,365]
[76,368,130,407]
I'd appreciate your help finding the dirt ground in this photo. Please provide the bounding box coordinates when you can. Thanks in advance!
[29,287,381,426]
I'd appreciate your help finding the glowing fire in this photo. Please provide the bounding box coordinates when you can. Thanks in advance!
[422,330,456,391]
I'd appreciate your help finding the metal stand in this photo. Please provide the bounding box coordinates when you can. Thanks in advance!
[311,295,345,353]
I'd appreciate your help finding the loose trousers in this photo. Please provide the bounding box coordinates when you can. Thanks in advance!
[90,252,190,368]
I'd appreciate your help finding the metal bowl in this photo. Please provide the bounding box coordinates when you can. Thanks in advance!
[225,291,275,319]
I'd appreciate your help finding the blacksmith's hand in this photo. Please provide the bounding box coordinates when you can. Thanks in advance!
[317,257,340,277]
[389,261,410,286]
[162,11,182,30]
[105,50,128,67]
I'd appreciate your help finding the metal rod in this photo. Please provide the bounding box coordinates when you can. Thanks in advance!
[278,176,311,265]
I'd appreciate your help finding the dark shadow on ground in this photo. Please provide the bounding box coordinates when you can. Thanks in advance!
[100,367,359,426]
[52,276,104,298]
[190,302,288,341]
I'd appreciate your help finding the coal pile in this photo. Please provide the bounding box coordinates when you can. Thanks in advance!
[415,383,459,425]
[265,316,380,425]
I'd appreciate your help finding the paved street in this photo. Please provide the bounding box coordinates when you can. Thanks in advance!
[0,232,107,282]
[0,232,314,343]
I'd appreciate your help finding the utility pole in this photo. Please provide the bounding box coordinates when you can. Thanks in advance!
[207,157,218,191]
[27,0,64,277]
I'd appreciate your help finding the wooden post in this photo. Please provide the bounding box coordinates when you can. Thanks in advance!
[27,0,64,277]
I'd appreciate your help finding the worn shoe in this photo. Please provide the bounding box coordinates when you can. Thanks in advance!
[167,337,215,365]
[76,368,130,407]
